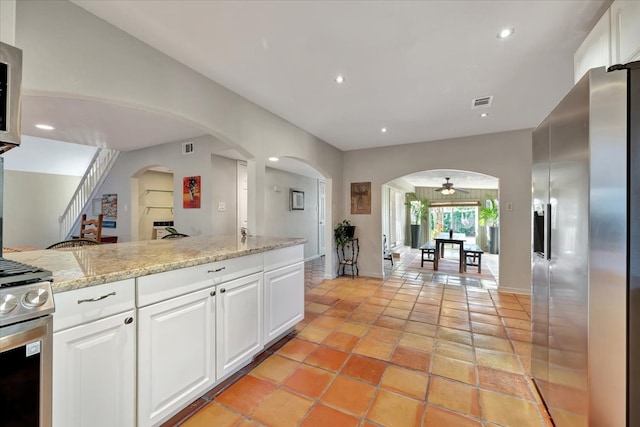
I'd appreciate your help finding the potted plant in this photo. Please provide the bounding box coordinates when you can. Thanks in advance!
[479,196,499,254]
[405,193,429,248]
[334,219,356,248]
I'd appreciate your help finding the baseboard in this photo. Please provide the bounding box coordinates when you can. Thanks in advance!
[496,285,531,295]
[304,254,322,262]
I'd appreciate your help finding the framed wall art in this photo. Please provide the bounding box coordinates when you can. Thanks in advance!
[351,182,371,214]
[291,189,305,210]
[101,194,118,219]
[183,176,201,209]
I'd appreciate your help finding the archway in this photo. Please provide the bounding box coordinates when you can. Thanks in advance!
[382,169,500,287]
[261,156,333,285]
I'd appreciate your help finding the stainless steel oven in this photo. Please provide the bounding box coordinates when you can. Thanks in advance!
[0,261,54,427]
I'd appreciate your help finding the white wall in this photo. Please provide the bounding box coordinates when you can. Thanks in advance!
[95,136,241,241]
[3,170,80,248]
[211,155,239,236]
[15,0,344,243]
[265,167,319,260]
[343,129,532,294]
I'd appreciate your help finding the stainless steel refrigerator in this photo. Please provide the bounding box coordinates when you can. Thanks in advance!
[532,61,639,427]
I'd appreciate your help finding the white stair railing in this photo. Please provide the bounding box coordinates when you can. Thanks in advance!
[59,148,120,239]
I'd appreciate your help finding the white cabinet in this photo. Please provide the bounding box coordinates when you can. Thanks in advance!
[216,272,263,379]
[574,9,611,83]
[137,286,216,427]
[574,0,640,83]
[611,0,640,63]
[264,262,304,344]
[52,280,136,427]
[263,245,305,345]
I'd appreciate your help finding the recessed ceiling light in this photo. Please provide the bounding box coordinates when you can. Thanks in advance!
[479,112,489,118]
[268,157,279,162]
[36,124,55,130]
[498,28,514,39]
[381,127,388,133]
[335,75,345,84]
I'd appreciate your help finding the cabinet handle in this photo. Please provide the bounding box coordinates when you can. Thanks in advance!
[124,317,134,325]
[210,290,216,297]
[207,267,226,273]
[220,288,226,294]
[77,292,116,304]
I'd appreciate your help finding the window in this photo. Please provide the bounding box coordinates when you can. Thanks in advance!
[429,205,478,244]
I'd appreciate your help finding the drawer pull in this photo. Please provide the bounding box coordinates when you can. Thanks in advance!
[210,290,216,297]
[77,292,116,304]
[124,317,134,325]
[207,267,226,273]
[220,288,226,294]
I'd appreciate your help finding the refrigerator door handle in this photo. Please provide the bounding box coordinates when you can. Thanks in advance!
[545,203,551,260]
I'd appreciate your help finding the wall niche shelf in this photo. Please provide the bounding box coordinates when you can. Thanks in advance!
[145,206,174,214]
[144,189,174,195]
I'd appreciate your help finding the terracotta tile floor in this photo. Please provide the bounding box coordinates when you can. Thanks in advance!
[176,268,554,427]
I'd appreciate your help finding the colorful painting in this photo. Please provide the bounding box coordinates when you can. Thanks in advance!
[351,182,371,214]
[101,194,117,219]
[183,176,201,209]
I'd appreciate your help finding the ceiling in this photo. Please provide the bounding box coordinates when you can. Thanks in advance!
[20,1,609,183]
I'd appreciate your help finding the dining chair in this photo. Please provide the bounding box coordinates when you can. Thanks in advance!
[46,239,101,250]
[80,214,104,242]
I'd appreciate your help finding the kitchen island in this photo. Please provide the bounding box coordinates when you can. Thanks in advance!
[5,235,306,427]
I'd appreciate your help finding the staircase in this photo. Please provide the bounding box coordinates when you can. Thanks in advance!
[59,148,120,239]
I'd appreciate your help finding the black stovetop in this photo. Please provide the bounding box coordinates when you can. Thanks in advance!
[0,258,52,287]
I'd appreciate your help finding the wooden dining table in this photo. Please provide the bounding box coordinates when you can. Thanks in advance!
[434,234,466,273]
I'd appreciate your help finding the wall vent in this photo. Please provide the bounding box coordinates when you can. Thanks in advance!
[182,141,194,155]
[471,96,494,109]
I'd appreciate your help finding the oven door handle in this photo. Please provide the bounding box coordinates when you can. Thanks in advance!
[77,292,116,304]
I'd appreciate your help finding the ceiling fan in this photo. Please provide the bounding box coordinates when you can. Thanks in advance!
[435,177,469,195]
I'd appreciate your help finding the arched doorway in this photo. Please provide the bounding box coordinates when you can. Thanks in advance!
[382,169,499,287]
[261,156,332,288]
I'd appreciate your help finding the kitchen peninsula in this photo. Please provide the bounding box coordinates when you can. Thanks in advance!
[5,235,306,427]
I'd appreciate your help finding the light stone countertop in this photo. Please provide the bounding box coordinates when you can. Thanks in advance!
[4,235,306,294]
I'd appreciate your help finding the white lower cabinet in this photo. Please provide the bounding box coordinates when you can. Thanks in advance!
[53,309,136,427]
[216,272,263,379]
[137,286,216,427]
[264,262,304,343]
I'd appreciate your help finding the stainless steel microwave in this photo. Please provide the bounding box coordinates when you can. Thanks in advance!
[0,41,22,153]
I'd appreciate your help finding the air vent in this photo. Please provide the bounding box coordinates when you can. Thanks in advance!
[182,141,194,155]
[471,96,494,109]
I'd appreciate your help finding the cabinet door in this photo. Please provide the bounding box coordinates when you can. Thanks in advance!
[216,272,263,379]
[264,262,304,344]
[573,9,611,83]
[138,287,216,427]
[611,0,640,63]
[53,310,136,427]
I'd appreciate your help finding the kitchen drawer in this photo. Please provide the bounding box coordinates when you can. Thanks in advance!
[264,245,304,272]
[137,253,263,307]
[53,279,135,332]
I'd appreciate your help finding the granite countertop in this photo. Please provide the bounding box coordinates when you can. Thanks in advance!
[4,235,306,294]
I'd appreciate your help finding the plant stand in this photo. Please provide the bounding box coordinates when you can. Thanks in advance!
[337,238,359,278]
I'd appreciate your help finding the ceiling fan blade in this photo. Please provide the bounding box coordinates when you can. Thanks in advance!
[457,188,470,194]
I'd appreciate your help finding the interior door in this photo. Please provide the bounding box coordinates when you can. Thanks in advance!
[318,180,326,255]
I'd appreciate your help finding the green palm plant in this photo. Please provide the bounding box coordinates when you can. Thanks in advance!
[479,197,499,227]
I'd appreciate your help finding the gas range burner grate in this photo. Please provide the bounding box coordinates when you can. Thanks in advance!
[0,258,52,287]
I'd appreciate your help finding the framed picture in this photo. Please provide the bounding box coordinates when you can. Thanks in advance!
[351,182,371,214]
[291,189,305,210]
[102,194,118,219]
[183,176,201,209]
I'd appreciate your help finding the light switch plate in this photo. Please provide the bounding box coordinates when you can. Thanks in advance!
[218,202,226,212]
